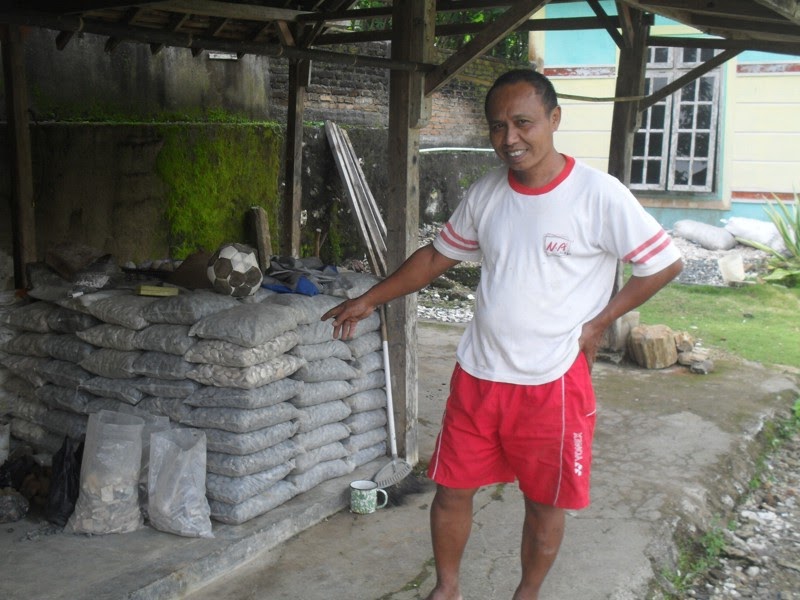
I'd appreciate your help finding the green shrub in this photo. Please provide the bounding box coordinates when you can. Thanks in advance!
[741,195,800,287]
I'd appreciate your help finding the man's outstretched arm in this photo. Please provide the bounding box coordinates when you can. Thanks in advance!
[322,243,460,339]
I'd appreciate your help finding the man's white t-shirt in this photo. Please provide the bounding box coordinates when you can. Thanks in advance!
[433,156,681,386]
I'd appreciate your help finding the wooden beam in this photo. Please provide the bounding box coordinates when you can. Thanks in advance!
[385,0,436,466]
[152,0,312,23]
[754,0,800,23]
[424,0,548,96]
[648,34,800,56]
[640,0,793,23]
[281,58,309,258]
[587,0,625,49]
[1,25,36,290]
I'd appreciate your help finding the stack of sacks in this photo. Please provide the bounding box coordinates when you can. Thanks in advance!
[0,298,102,453]
[0,276,391,526]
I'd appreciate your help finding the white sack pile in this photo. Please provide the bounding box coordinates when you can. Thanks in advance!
[0,278,388,526]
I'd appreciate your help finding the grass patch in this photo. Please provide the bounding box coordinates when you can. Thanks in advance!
[636,280,800,368]
[660,521,731,598]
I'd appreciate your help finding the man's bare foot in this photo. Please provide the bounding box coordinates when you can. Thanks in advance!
[423,585,463,600]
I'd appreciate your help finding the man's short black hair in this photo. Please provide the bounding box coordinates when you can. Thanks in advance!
[484,69,559,116]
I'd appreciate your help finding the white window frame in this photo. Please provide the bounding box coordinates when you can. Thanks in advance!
[630,46,722,193]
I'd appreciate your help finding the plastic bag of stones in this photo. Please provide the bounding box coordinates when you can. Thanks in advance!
[66,410,145,535]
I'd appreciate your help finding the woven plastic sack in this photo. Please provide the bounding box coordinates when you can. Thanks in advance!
[288,339,352,362]
[43,335,96,363]
[79,349,140,379]
[673,220,736,251]
[292,441,348,474]
[79,376,144,405]
[344,408,387,435]
[267,293,343,325]
[203,420,299,455]
[206,439,300,477]
[35,359,93,389]
[35,384,93,414]
[133,351,193,380]
[184,330,300,367]
[344,388,387,413]
[346,441,387,471]
[1,355,48,386]
[1,301,56,333]
[86,294,155,330]
[66,410,144,534]
[76,324,140,351]
[46,307,101,333]
[285,458,352,494]
[295,400,351,433]
[134,377,199,399]
[3,332,50,356]
[185,378,302,409]
[352,350,383,375]
[290,380,352,408]
[205,462,294,505]
[348,370,386,394]
[209,480,296,525]
[345,331,382,358]
[293,422,349,452]
[176,402,299,434]
[186,354,305,390]
[10,418,62,454]
[141,290,239,325]
[291,357,361,383]
[134,324,196,355]
[188,302,298,348]
[343,426,387,454]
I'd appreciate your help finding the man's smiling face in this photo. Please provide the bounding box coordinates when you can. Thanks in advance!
[486,81,561,187]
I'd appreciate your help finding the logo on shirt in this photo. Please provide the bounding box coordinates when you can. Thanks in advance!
[544,234,571,257]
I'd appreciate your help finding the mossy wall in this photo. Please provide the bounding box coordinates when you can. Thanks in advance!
[156,124,283,258]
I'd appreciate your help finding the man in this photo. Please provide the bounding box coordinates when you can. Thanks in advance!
[322,69,683,600]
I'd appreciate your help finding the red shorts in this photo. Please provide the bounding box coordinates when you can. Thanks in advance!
[427,354,596,510]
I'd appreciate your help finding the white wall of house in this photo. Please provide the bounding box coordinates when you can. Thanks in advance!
[536,4,800,228]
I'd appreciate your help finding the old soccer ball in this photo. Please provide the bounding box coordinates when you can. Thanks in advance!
[207,243,263,297]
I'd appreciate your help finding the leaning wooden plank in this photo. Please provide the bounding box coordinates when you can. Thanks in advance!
[339,127,387,239]
[248,206,273,272]
[325,121,385,276]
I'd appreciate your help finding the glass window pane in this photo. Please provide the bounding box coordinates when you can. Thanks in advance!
[651,104,666,129]
[679,106,694,129]
[700,48,715,61]
[677,133,692,157]
[634,133,646,156]
[648,133,663,156]
[692,161,708,186]
[699,77,714,101]
[697,105,712,129]
[654,47,669,63]
[653,77,669,93]
[695,133,709,158]
[683,48,697,63]
[646,160,662,184]
[674,160,690,185]
[631,160,644,184]
[681,81,696,101]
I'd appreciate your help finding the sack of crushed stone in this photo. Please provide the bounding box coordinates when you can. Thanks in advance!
[46,306,101,333]
[296,320,338,345]
[206,439,300,477]
[79,376,144,405]
[343,426,387,454]
[134,377,199,399]
[346,441,387,470]
[344,388,386,413]
[348,370,386,394]
[209,480,296,525]
[1,301,56,333]
[292,441,348,474]
[185,378,302,409]
[344,408,387,435]
[76,324,140,351]
[288,339,352,362]
[323,272,382,299]
[266,293,343,325]
[148,428,213,538]
[142,291,239,325]
[184,330,300,367]
[285,458,352,494]
[202,420,299,455]
[295,400,351,433]
[80,348,140,379]
[35,383,93,414]
[293,422,349,452]
[134,324,196,355]
[673,220,736,251]
[290,380,352,408]
[176,402,299,434]
[345,331,382,359]
[2,332,50,357]
[186,354,305,389]
[10,418,63,454]
[66,410,145,534]
[133,351,193,381]
[724,216,788,254]
[188,302,298,348]
[35,359,93,389]
[2,355,49,387]
[205,462,294,505]
[353,350,383,375]
[291,357,361,383]
[86,294,156,330]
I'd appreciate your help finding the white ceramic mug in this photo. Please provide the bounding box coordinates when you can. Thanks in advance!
[349,480,388,514]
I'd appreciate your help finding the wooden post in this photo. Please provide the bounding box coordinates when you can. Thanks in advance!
[281,58,309,257]
[606,7,649,352]
[385,0,434,465]
[1,25,36,289]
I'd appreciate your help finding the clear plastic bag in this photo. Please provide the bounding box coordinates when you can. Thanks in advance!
[148,428,213,538]
[66,410,144,534]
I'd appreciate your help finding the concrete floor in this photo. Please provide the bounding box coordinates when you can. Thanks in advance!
[1,321,798,600]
